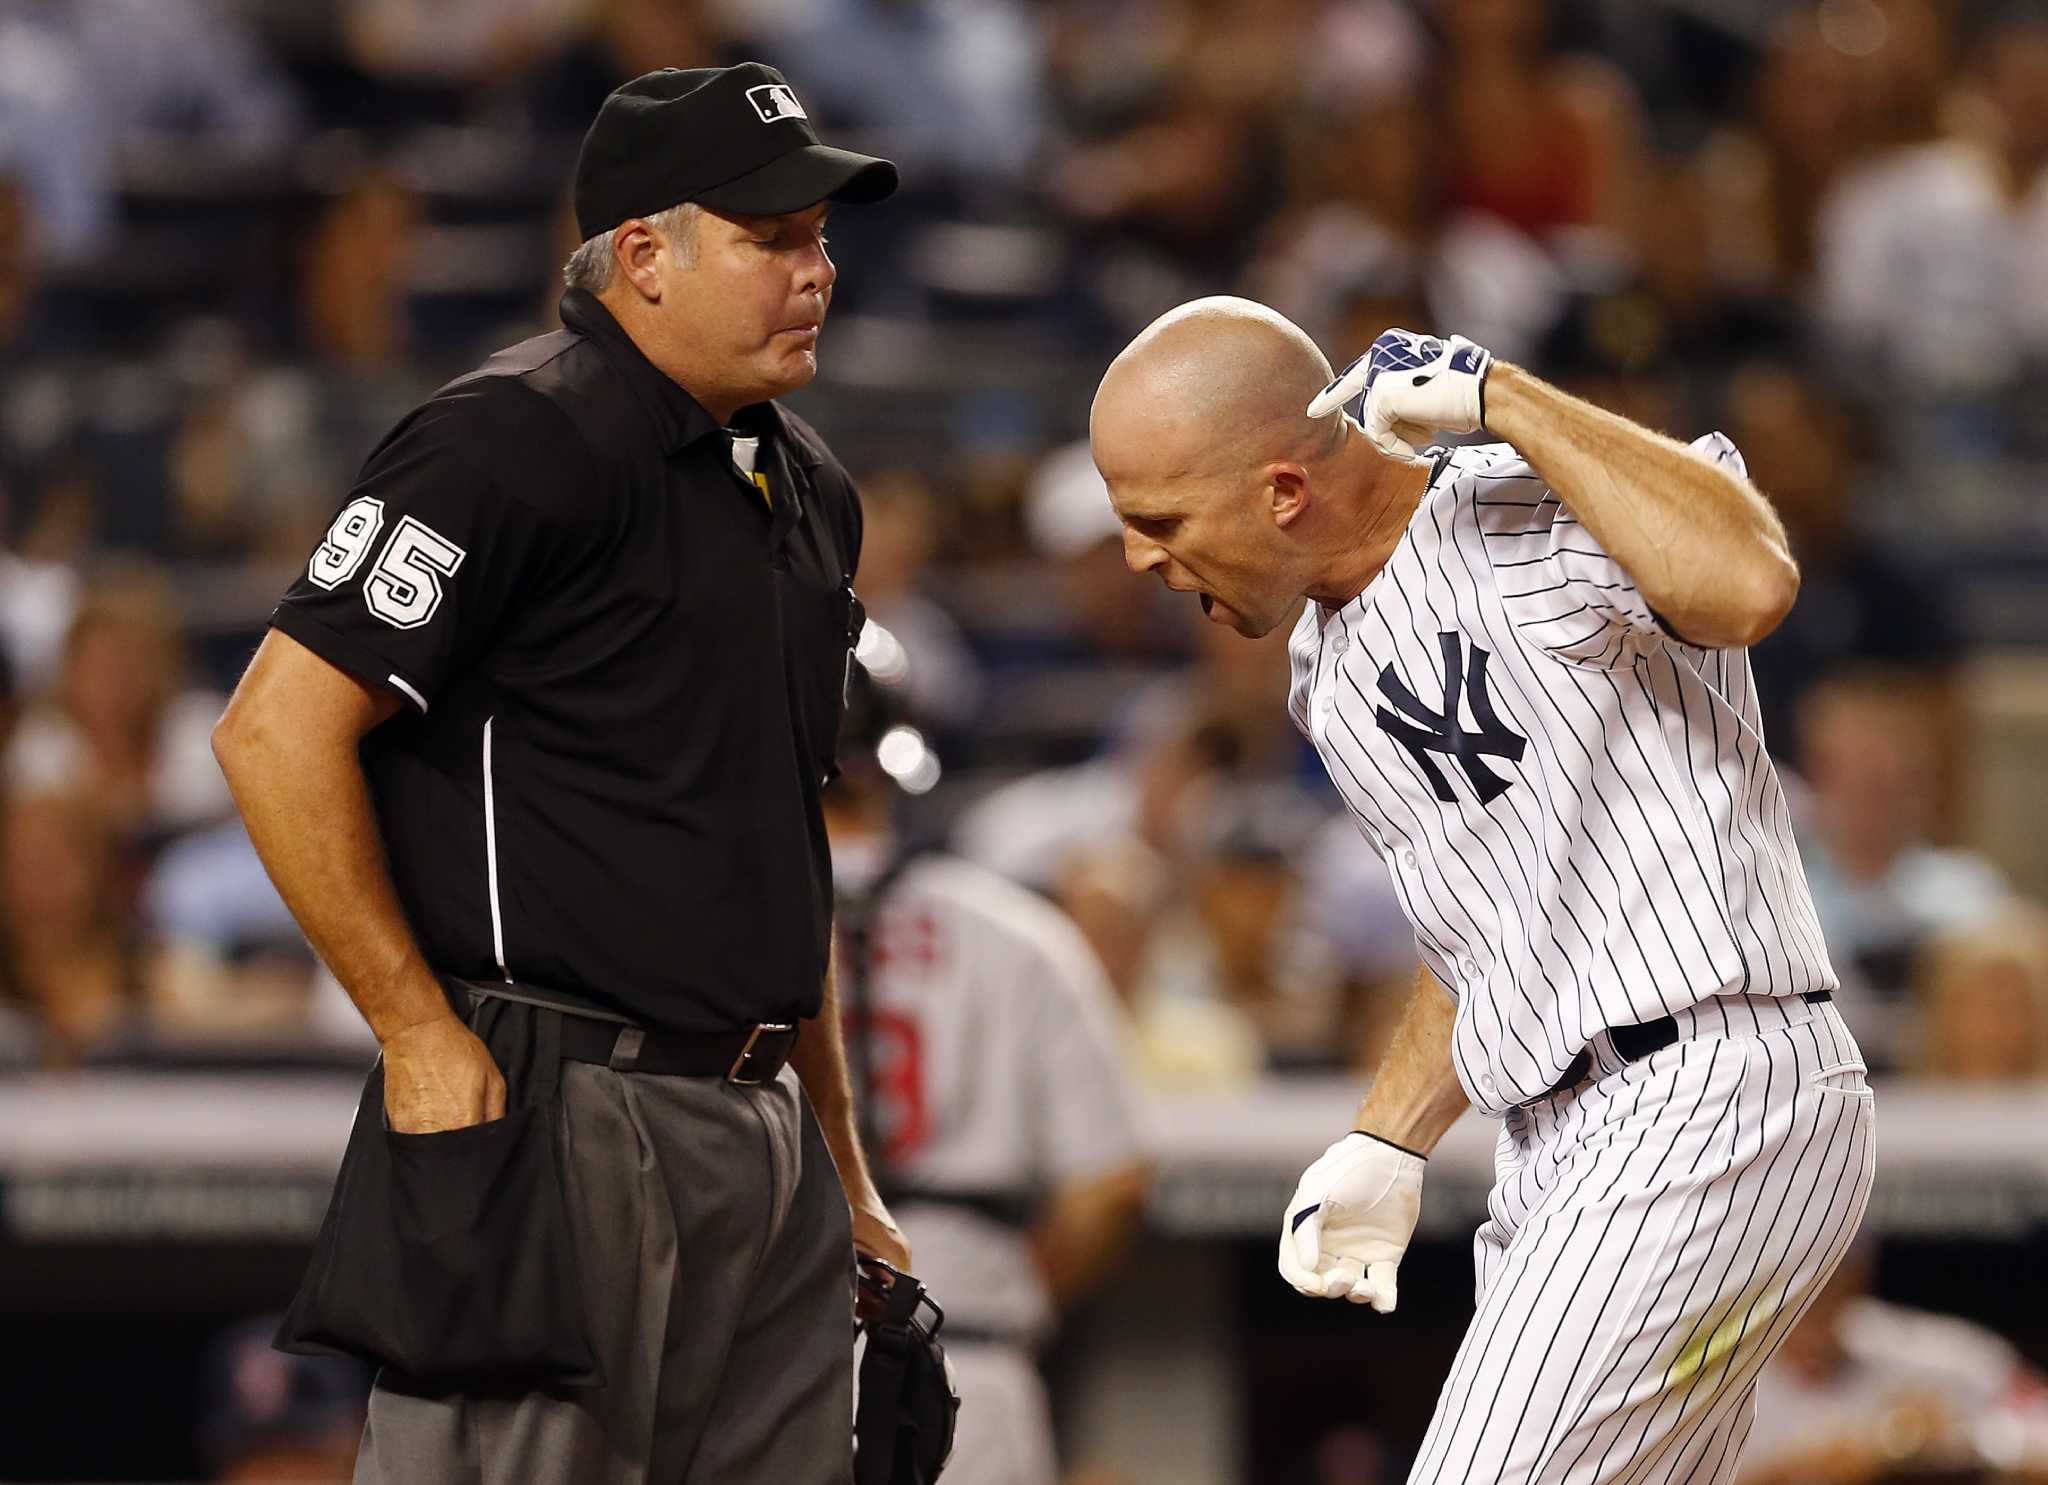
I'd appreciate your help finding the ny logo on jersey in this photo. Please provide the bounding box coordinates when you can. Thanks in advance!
[1375,632,1527,805]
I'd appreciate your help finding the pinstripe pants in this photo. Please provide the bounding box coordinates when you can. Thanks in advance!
[1409,995,1876,1485]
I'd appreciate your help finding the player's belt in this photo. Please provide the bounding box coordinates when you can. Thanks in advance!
[1541,990,1833,1101]
[461,979,800,1085]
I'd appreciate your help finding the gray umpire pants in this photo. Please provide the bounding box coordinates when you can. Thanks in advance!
[354,1060,856,1485]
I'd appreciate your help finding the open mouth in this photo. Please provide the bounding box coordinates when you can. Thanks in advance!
[1199,593,1214,616]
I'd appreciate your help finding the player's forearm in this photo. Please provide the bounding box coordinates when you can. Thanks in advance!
[1353,968,1469,1156]
[214,712,449,1045]
[1030,1160,1150,1310]
[789,962,883,1201]
[1482,362,1799,648]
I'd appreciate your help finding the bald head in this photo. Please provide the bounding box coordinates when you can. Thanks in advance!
[1091,297,1337,483]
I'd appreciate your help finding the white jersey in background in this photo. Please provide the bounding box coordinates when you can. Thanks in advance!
[1287,435,1838,1113]
[840,853,1144,1485]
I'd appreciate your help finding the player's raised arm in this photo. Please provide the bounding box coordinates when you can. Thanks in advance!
[1479,363,1797,648]
[1311,331,1799,649]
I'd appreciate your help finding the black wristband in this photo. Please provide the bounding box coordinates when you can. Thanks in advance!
[1353,1129,1428,1162]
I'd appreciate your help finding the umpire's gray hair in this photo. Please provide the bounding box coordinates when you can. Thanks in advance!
[562,202,701,292]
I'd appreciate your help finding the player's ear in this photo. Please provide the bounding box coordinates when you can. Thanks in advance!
[1269,464,1310,528]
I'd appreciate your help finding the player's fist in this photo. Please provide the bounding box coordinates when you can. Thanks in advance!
[1307,329,1492,465]
[1277,1131,1425,1311]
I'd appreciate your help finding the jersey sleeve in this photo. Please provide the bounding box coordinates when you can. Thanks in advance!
[270,383,568,712]
[1496,432,1748,669]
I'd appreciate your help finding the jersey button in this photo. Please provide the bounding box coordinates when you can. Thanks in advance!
[1461,959,1478,978]
[1478,1074,1498,1099]
[1401,850,1417,869]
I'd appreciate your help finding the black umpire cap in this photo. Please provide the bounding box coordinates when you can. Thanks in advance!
[573,63,899,238]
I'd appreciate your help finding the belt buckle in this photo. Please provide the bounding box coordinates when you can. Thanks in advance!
[727,1022,795,1085]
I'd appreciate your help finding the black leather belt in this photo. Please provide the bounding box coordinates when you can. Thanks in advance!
[1540,991,1832,1101]
[458,978,801,1085]
[556,1014,799,1084]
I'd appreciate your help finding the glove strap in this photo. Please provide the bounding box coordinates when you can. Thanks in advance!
[1352,1129,1428,1162]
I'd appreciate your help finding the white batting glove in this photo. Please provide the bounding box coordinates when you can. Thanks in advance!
[1277,1131,1425,1311]
[1307,329,1493,465]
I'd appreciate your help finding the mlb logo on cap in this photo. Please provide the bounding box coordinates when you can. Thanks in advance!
[747,84,808,123]
[572,63,895,234]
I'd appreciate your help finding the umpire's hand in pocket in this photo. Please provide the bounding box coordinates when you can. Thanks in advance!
[383,1014,508,1133]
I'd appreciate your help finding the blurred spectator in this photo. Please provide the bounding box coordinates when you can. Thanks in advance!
[1913,900,2048,1083]
[147,155,447,569]
[3,569,233,850]
[1050,836,1170,1007]
[0,0,301,260]
[1815,4,2048,420]
[0,637,13,756]
[753,0,1048,191]
[1299,811,1419,1066]
[1532,285,1687,439]
[523,0,730,133]
[0,545,81,703]
[0,172,87,686]
[1130,783,1344,1082]
[340,0,592,92]
[197,1315,370,1483]
[142,819,331,1043]
[295,156,436,384]
[0,785,164,1062]
[0,649,28,1065]
[1019,440,1191,665]
[0,169,35,349]
[1694,7,1883,304]
[1796,666,2006,1069]
[1246,85,1439,351]
[954,704,1242,895]
[1047,6,1286,334]
[1730,360,1962,768]
[852,469,983,734]
[1435,0,1648,244]
[1743,1241,2048,1485]
[1569,152,1802,432]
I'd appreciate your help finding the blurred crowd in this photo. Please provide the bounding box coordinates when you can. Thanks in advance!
[4,0,2046,1091]
[5,7,2048,1483]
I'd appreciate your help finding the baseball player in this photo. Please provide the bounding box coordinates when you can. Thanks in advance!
[831,640,1149,1485]
[1089,298,1876,1485]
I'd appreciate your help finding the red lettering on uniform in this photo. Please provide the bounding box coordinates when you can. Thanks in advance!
[843,1006,927,1163]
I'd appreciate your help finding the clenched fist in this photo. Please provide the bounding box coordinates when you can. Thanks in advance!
[1277,1131,1426,1311]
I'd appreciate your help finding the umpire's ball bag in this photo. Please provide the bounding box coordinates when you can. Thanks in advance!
[274,989,601,1387]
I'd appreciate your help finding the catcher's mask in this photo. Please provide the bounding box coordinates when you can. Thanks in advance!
[854,1259,960,1485]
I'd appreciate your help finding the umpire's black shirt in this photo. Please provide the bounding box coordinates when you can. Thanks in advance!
[272,289,863,1034]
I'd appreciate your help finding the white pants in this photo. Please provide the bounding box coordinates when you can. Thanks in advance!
[1409,995,1876,1485]
[938,1342,1058,1485]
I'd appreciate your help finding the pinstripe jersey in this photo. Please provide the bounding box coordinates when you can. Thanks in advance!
[1287,435,1838,1113]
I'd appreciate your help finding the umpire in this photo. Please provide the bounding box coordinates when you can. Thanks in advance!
[213,64,905,1484]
